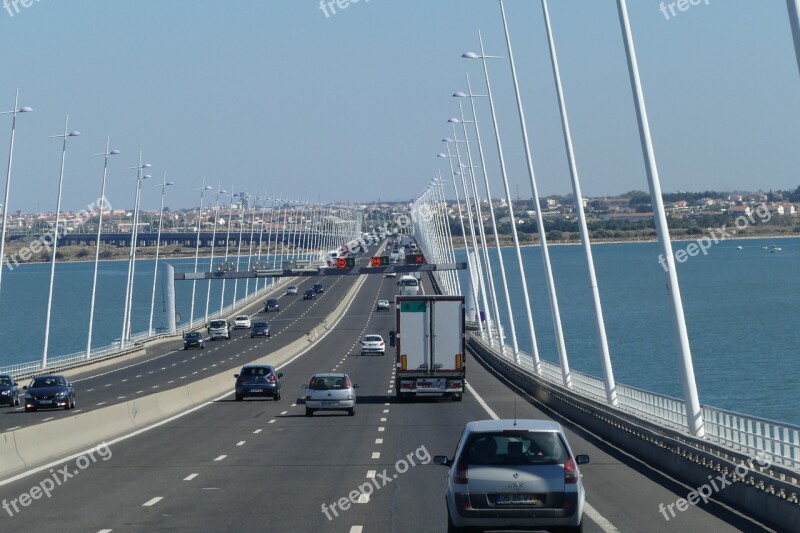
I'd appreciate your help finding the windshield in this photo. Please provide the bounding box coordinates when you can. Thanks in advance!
[31,376,66,388]
[209,320,227,328]
[267,300,278,304]
[186,332,201,339]
[0,377,12,386]
[236,316,248,320]
[463,431,568,466]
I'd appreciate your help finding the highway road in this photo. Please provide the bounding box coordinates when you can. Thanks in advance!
[0,271,774,532]
[0,251,370,430]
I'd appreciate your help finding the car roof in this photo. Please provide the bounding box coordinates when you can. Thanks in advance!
[464,419,563,433]
[310,372,349,378]
[241,365,274,370]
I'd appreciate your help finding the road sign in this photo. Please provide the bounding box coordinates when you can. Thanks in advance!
[371,256,389,267]
[337,257,356,268]
[407,253,425,264]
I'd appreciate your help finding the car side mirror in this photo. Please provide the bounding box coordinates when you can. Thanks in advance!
[234,374,239,378]
[23,385,28,390]
[575,455,590,465]
[301,384,309,390]
[353,384,360,389]
[277,373,283,379]
[14,382,18,386]
[433,456,451,466]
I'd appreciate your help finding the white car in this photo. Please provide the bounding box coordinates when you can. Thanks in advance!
[286,285,298,295]
[385,272,397,278]
[233,315,251,329]
[360,334,385,356]
[302,373,359,416]
[376,300,390,311]
[434,419,589,533]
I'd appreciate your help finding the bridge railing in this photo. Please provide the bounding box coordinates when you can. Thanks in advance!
[478,336,800,472]
[0,277,290,382]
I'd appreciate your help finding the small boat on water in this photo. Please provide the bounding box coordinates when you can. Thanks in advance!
[737,246,743,250]
[772,246,782,253]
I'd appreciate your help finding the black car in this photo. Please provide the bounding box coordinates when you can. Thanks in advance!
[234,365,282,401]
[303,289,316,300]
[264,298,280,312]
[251,321,271,338]
[183,331,206,350]
[0,374,19,407]
[24,375,75,412]
[313,283,324,294]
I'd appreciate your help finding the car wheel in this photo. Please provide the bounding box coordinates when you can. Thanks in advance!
[202,345,206,349]
[235,394,243,402]
[347,407,355,416]
[70,398,76,409]
[557,521,584,533]
[305,407,314,417]
[14,395,19,407]
[447,509,470,533]
[274,391,281,401]
[452,393,462,402]
[25,406,35,412]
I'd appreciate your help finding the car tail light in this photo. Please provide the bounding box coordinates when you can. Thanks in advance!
[344,377,352,389]
[266,374,277,382]
[564,458,578,484]
[454,457,468,484]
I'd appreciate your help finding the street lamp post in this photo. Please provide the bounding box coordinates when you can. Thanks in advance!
[205,184,225,323]
[86,139,119,357]
[120,154,151,349]
[148,173,174,336]
[0,90,32,296]
[190,182,213,328]
[42,117,80,368]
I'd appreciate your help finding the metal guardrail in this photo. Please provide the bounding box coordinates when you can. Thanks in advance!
[477,336,800,472]
[0,277,291,382]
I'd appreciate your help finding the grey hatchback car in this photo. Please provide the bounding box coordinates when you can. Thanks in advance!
[302,373,358,416]
[434,419,589,533]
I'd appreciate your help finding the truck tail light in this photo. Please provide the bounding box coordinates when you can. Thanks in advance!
[400,354,407,370]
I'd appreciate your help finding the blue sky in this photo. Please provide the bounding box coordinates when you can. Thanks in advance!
[0,0,798,212]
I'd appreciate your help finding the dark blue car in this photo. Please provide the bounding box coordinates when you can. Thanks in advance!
[234,365,282,401]
[0,374,19,407]
[24,375,75,412]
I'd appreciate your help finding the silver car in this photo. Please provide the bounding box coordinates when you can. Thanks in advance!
[302,373,359,416]
[434,419,589,533]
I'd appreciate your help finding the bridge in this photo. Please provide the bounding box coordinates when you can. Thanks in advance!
[0,233,795,531]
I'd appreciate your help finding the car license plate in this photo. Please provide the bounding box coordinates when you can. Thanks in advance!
[495,494,537,505]
[249,389,261,393]
[322,401,338,406]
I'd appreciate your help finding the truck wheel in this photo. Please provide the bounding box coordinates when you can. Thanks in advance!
[452,393,463,402]
[305,407,314,417]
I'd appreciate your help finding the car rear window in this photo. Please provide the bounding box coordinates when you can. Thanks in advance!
[241,367,272,376]
[463,432,568,466]
[0,377,12,386]
[310,376,349,390]
[252,322,268,328]
[186,332,201,338]
[364,335,382,342]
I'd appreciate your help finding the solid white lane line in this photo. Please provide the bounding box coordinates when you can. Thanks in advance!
[142,497,163,507]
[42,417,54,422]
[466,381,619,533]
[6,426,20,431]
[184,473,198,481]
[97,529,113,533]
